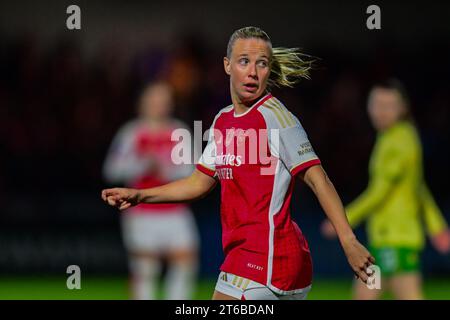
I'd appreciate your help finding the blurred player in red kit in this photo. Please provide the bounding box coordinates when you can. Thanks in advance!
[103,81,199,299]
[102,27,374,300]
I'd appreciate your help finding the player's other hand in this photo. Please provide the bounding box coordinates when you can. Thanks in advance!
[320,219,337,239]
[431,229,450,254]
[101,188,140,210]
[341,237,376,284]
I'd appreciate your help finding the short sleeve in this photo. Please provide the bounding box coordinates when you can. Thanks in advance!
[278,121,321,176]
[196,126,216,177]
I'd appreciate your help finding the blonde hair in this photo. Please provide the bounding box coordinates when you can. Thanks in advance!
[226,26,315,88]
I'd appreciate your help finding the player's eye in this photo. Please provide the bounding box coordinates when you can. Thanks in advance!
[238,58,249,65]
[257,60,268,68]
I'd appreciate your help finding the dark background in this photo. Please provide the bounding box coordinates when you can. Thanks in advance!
[1,0,449,280]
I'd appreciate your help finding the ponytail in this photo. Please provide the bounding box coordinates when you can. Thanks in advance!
[269,47,314,88]
[227,26,316,88]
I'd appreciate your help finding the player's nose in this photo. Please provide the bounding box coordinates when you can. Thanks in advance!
[248,63,258,79]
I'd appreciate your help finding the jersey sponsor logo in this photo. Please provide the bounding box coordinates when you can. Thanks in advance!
[297,142,314,156]
[171,121,280,175]
[215,154,242,166]
[247,262,264,271]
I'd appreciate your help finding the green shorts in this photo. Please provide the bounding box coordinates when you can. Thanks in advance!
[369,246,421,276]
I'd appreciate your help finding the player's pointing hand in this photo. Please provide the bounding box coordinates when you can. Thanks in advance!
[101,188,140,210]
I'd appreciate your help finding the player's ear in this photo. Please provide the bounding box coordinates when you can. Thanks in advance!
[223,57,231,75]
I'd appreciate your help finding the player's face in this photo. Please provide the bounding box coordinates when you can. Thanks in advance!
[367,88,406,131]
[139,83,174,120]
[224,38,271,104]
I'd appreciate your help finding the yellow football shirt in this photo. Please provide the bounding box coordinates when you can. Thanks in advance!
[346,121,447,249]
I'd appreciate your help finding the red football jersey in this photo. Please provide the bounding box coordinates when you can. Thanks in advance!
[196,93,321,294]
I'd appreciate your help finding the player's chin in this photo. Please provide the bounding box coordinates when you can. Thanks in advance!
[239,89,264,103]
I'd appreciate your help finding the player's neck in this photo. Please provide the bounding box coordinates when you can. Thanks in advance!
[231,91,265,115]
[145,118,170,130]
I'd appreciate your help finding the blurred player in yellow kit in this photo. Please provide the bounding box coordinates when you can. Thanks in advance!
[322,79,450,299]
[103,81,199,299]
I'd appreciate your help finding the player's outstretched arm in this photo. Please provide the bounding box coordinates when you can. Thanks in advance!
[101,169,217,211]
[420,183,450,254]
[299,164,375,283]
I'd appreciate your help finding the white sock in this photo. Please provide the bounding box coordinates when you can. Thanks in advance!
[164,261,198,300]
[129,257,161,300]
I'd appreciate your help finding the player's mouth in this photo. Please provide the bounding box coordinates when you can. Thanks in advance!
[243,83,258,92]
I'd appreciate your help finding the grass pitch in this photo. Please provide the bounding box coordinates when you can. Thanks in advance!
[0,276,449,300]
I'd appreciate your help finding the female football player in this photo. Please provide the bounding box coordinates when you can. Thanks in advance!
[103,81,199,299]
[322,79,450,299]
[102,27,374,300]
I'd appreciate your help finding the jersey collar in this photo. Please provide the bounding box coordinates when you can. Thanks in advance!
[233,92,273,118]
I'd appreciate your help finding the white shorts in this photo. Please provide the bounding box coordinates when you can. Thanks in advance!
[121,208,199,253]
[214,271,310,300]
